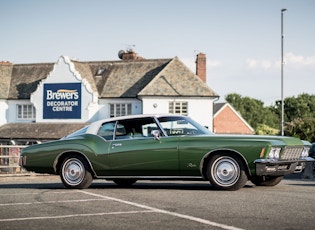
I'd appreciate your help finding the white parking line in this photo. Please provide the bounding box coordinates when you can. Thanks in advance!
[78,190,245,230]
[0,210,155,222]
[0,198,107,206]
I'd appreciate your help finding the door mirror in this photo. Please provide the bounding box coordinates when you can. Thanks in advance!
[151,130,161,140]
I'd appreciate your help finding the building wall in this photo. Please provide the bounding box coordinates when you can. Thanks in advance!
[213,105,253,134]
[0,100,8,126]
[0,56,216,132]
[31,56,98,123]
[6,100,34,123]
[141,97,214,130]
[97,98,142,121]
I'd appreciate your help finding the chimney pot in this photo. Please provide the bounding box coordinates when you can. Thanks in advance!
[0,61,12,65]
[121,50,144,60]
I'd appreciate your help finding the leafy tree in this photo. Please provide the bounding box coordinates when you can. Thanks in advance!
[225,93,279,131]
[285,118,315,142]
[225,93,315,142]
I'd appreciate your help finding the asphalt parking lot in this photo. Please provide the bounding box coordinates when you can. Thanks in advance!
[0,173,314,230]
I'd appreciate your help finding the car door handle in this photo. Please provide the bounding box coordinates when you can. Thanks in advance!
[112,143,122,147]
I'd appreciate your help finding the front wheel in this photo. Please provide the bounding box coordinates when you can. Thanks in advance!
[250,176,283,186]
[206,153,248,191]
[60,155,93,189]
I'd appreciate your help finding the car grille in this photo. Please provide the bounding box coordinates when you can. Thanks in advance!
[280,146,303,160]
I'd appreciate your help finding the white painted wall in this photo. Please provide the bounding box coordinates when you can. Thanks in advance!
[96,98,142,121]
[1,56,215,131]
[5,100,35,123]
[141,96,214,130]
[0,100,8,126]
[31,56,98,123]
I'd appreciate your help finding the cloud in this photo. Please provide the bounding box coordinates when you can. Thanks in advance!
[246,58,274,70]
[285,52,315,66]
[246,53,315,70]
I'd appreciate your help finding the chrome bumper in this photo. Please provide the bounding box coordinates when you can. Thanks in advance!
[254,157,314,176]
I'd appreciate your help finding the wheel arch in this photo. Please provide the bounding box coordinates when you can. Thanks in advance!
[200,149,251,180]
[54,151,96,177]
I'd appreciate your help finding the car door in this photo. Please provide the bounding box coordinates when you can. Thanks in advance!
[107,118,180,176]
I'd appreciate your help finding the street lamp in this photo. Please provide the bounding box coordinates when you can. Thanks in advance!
[281,8,287,136]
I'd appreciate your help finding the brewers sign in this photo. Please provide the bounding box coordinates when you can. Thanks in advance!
[43,83,81,119]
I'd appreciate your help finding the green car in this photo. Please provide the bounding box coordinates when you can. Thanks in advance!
[20,114,313,191]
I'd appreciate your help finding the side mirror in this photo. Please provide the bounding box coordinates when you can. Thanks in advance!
[151,130,161,140]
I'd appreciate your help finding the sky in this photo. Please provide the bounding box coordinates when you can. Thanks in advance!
[1,0,314,105]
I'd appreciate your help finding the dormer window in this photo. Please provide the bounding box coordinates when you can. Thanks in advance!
[96,68,105,76]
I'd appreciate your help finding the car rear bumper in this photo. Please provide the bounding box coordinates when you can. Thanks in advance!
[254,157,314,176]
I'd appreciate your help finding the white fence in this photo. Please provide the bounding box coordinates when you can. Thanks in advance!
[0,145,27,174]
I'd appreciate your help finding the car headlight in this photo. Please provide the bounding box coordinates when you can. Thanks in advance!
[301,146,310,158]
[268,147,281,160]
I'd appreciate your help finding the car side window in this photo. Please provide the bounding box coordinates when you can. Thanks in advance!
[115,118,162,140]
[97,122,116,140]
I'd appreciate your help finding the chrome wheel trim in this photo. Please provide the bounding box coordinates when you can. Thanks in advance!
[62,158,85,186]
[211,156,240,186]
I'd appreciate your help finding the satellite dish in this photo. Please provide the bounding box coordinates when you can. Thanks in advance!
[118,50,125,59]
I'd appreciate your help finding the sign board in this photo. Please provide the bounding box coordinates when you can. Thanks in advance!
[43,83,81,119]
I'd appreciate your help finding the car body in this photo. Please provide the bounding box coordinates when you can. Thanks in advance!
[309,143,315,159]
[309,143,315,171]
[20,114,313,191]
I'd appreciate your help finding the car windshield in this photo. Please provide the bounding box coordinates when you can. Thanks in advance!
[157,116,212,136]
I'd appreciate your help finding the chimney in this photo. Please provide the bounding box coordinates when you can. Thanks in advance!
[118,49,144,60]
[195,53,206,83]
[0,61,12,65]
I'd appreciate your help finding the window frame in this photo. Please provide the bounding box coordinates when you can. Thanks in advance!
[17,104,36,121]
[169,101,188,116]
[109,103,132,118]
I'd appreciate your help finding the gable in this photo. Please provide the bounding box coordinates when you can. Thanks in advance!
[138,57,217,97]
[213,103,254,134]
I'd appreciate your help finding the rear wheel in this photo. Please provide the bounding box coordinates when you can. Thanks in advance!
[250,176,283,186]
[60,155,93,189]
[206,153,248,191]
[113,179,137,187]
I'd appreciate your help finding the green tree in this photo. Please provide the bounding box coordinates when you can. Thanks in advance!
[225,93,279,132]
[282,94,315,142]
[226,93,315,142]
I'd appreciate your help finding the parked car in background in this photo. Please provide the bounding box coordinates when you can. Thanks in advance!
[309,143,315,159]
[309,143,315,171]
[20,114,313,191]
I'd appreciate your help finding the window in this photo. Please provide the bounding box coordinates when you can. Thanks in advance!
[97,122,116,140]
[109,103,132,117]
[169,101,188,115]
[97,118,162,140]
[17,104,36,120]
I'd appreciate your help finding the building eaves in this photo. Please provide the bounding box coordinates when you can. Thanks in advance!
[0,123,88,140]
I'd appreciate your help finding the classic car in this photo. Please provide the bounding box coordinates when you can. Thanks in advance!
[20,114,313,191]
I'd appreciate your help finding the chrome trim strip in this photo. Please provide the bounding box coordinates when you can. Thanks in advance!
[95,176,204,180]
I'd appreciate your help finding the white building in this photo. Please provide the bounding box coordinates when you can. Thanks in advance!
[0,51,218,143]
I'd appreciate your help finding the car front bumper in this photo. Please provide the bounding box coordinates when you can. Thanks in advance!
[254,157,314,176]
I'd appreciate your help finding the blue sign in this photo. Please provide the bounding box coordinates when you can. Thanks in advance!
[43,83,81,119]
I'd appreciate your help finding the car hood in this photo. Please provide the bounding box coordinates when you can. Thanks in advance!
[197,134,308,146]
